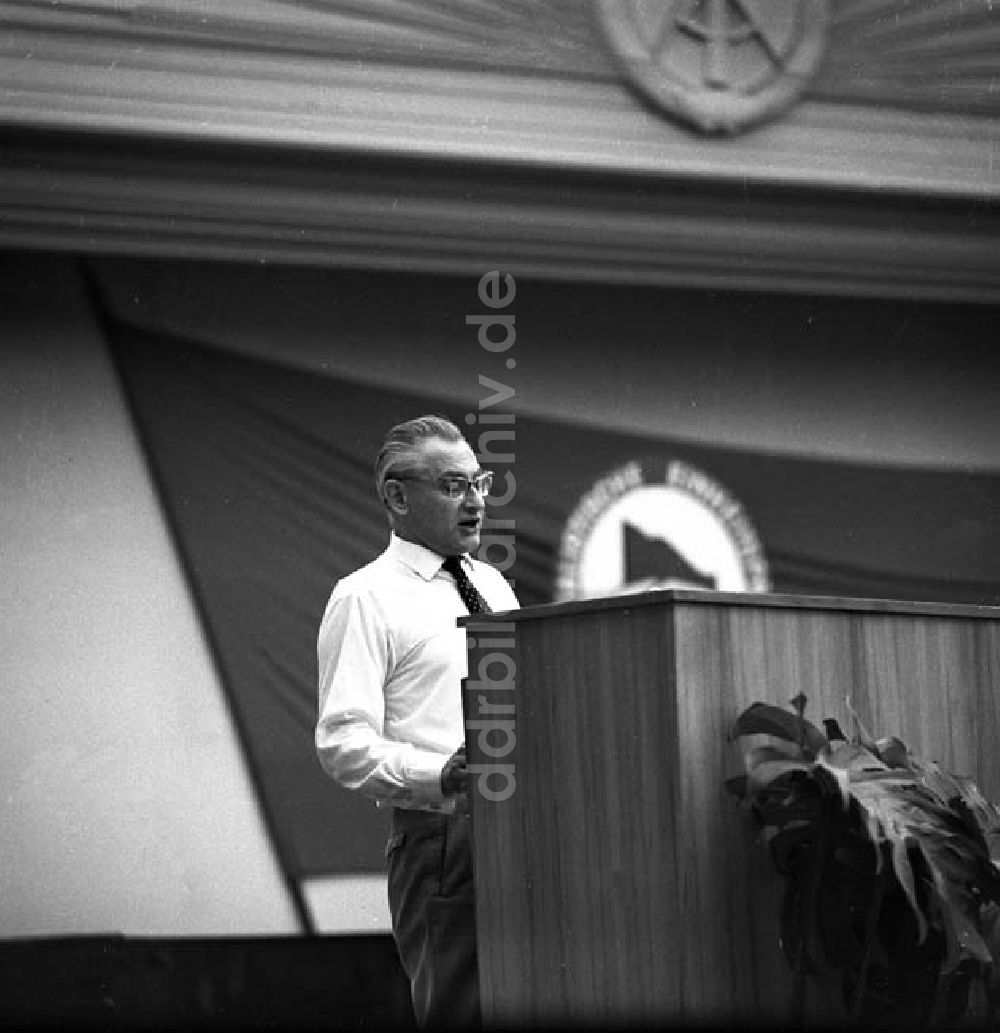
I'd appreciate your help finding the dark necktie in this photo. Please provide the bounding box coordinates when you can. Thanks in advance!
[442,555,492,615]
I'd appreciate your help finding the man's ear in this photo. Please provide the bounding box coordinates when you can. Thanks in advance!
[384,480,409,516]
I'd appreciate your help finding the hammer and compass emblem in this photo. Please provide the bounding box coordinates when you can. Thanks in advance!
[596,0,829,133]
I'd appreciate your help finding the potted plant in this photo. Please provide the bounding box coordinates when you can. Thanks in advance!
[727,694,1000,1027]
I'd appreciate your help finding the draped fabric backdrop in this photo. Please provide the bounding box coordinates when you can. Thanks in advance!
[112,321,1000,879]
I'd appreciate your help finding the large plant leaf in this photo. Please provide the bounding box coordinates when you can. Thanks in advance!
[925,844,996,972]
[875,735,911,769]
[748,755,813,799]
[816,742,889,808]
[983,904,1000,1004]
[917,762,1000,864]
[728,697,1000,1024]
[729,702,829,758]
[847,774,1000,968]
[842,695,878,753]
[822,741,888,775]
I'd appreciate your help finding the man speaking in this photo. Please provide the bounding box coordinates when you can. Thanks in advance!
[316,415,518,1028]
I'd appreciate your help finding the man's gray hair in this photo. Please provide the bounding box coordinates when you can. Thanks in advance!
[374,414,464,506]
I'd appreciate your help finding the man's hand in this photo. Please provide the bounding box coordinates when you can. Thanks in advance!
[440,744,468,803]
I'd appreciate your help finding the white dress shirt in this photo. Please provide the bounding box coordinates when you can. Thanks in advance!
[316,532,519,812]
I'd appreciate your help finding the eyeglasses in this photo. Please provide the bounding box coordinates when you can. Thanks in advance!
[393,470,494,499]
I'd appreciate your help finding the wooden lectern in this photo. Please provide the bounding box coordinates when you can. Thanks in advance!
[461,590,1000,1027]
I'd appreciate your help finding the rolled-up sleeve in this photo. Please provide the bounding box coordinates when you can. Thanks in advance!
[315,588,450,809]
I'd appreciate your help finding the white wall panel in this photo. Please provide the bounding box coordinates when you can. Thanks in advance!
[0,254,300,936]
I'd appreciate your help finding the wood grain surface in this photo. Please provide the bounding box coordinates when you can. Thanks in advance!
[463,593,1000,1026]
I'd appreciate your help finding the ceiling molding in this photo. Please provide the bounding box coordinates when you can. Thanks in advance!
[1,2,999,199]
[2,129,997,303]
[0,37,997,201]
[3,0,999,118]
[0,2,997,297]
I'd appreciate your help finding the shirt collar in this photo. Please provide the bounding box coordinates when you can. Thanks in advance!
[388,532,470,582]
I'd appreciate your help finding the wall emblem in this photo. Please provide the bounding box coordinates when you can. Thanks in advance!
[556,459,769,601]
[596,0,829,133]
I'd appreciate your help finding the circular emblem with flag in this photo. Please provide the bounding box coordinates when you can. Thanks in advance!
[556,459,769,601]
[596,0,829,133]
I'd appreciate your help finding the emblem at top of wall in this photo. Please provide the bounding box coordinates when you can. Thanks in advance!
[596,0,830,134]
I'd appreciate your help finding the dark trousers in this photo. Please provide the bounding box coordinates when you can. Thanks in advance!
[386,807,480,1029]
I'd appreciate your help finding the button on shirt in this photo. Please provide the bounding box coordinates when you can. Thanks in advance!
[316,533,519,812]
